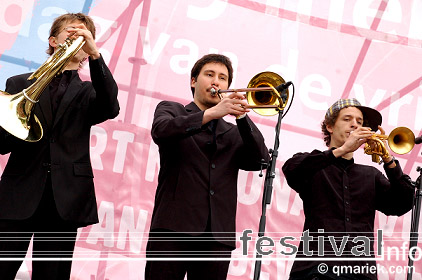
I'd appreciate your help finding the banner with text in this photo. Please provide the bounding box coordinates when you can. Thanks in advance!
[0,0,421,279]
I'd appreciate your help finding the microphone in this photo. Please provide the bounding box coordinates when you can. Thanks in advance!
[275,81,292,92]
[415,136,422,145]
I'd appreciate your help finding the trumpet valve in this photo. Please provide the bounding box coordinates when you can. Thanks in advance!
[372,154,381,163]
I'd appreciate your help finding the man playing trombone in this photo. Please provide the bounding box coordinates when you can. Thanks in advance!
[282,98,414,280]
[0,13,119,280]
[145,54,269,280]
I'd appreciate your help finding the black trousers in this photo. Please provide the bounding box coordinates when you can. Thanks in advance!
[0,175,78,280]
[145,229,232,280]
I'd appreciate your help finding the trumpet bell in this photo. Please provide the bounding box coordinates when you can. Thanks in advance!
[247,71,288,116]
[0,36,85,142]
[0,90,42,141]
[388,127,415,155]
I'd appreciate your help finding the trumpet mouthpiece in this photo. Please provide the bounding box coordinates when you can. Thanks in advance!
[210,88,217,96]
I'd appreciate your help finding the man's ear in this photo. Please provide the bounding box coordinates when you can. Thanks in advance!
[326,124,333,134]
[190,77,196,88]
[49,36,58,49]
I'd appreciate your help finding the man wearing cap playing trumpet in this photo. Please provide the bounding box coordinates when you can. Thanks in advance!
[282,98,414,280]
[145,53,269,280]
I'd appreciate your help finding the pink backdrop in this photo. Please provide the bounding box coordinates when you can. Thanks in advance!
[0,0,421,279]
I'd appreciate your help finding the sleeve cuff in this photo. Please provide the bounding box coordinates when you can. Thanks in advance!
[325,149,337,162]
[384,159,403,178]
[88,53,104,68]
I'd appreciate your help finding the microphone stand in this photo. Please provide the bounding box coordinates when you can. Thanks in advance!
[407,166,422,280]
[253,89,287,280]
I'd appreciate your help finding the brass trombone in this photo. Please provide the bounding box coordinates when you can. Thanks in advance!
[364,127,416,163]
[0,36,85,142]
[211,71,290,116]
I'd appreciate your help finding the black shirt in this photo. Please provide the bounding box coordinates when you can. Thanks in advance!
[200,119,218,160]
[282,149,414,280]
[49,70,78,118]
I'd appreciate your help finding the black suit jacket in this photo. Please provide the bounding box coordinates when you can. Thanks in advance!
[0,55,119,226]
[150,101,269,247]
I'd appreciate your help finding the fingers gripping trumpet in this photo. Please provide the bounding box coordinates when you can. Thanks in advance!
[364,134,389,163]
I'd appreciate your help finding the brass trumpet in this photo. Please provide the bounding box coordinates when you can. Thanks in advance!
[364,127,415,163]
[211,71,290,116]
[0,36,85,142]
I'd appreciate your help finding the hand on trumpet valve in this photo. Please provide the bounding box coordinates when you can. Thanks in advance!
[363,126,393,164]
[342,127,374,154]
[63,23,100,59]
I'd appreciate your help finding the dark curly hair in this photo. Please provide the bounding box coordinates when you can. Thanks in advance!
[190,54,233,96]
[321,108,341,147]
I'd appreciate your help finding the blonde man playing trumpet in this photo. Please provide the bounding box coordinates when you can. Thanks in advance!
[0,13,119,280]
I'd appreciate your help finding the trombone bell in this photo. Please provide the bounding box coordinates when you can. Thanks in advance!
[247,71,288,116]
[214,71,289,116]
